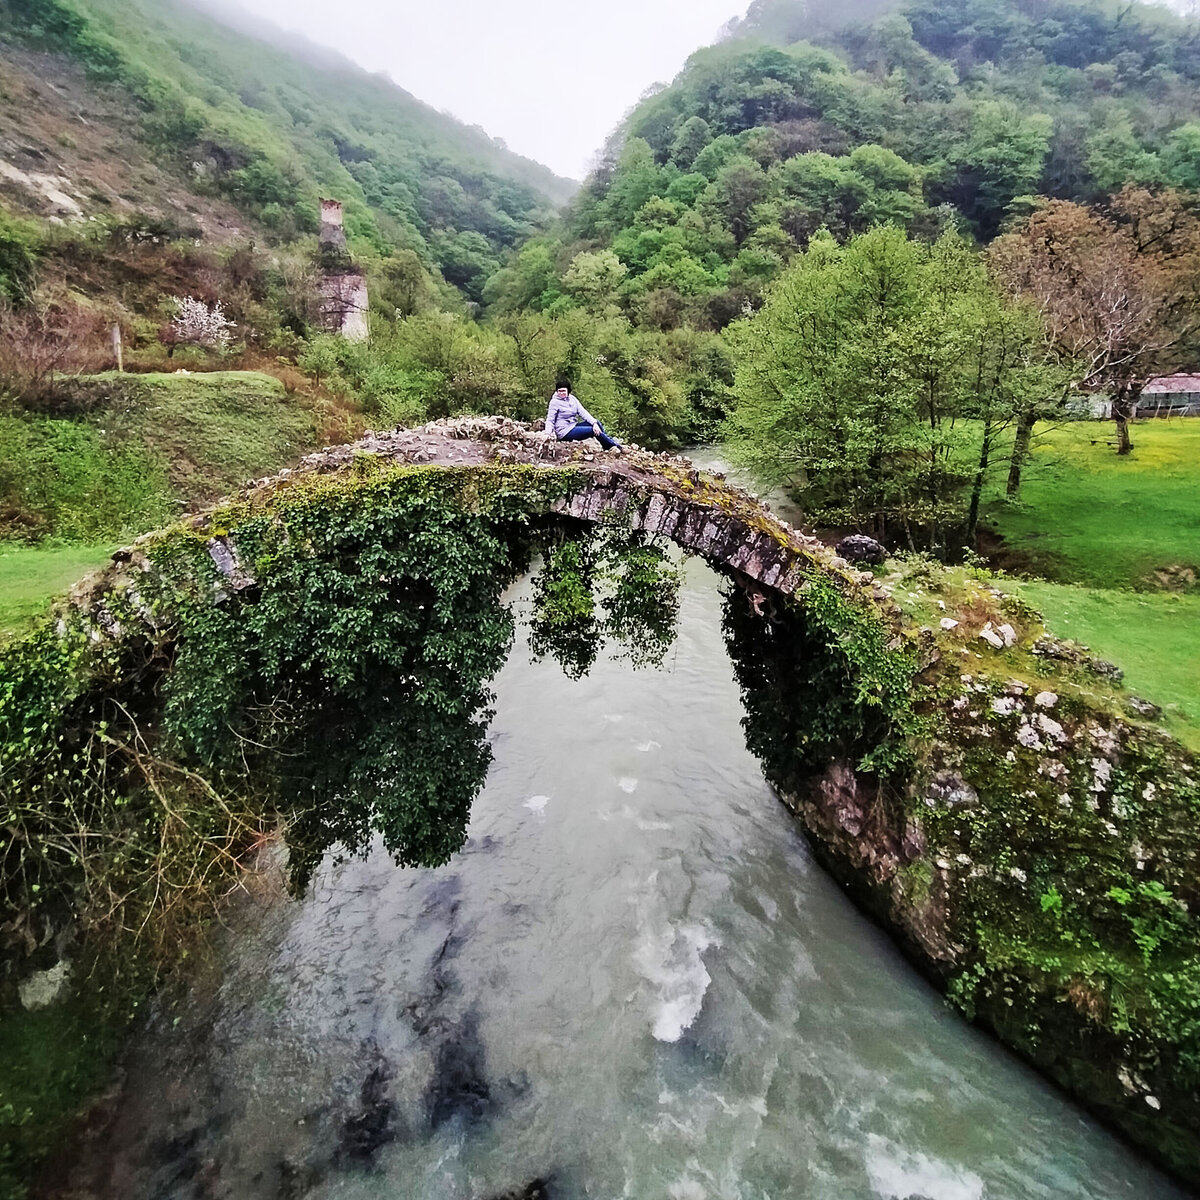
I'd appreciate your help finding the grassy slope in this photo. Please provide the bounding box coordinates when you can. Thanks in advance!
[984,422,1200,590]
[98,370,323,499]
[0,369,352,637]
[981,421,1200,747]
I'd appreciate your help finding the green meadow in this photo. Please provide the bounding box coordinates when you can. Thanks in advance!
[0,542,117,638]
[987,420,1199,746]
[985,421,1200,590]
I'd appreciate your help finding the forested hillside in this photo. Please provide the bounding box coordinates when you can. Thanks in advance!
[490,0,1200,325]
[2,0,1199,543]
[0,0,573,297]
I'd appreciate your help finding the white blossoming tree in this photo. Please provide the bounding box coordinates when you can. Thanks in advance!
[168,296,236,353]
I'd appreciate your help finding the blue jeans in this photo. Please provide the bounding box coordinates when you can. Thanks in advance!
[560,421,620,450]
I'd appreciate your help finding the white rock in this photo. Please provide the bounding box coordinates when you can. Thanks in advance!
[979,628,1004,649]
[1146,1095,1162,1111]
[1034,691,1058,708]
[18,961,69,1011]
[1016,724,1044,749]
[997,623,1017,647]
[1036,713,1067,743]
[991,696,1018,715]
[940,617,959,630]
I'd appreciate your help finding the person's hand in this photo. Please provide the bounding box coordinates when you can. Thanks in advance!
[592,423,601,436]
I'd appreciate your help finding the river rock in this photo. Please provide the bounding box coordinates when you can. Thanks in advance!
[924,770,978,810]
[483,1182,554,1200]
[335,1062,399,1164]
[835,534,887,565]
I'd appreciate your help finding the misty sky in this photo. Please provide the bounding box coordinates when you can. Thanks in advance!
[229,0,748,180]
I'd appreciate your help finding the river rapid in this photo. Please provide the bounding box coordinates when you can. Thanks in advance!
[57,560,1189,1200]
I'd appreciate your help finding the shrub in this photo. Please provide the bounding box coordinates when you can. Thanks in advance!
[0,211,38,304]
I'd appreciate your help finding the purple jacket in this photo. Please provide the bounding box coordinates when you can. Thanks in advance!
[545,392,597,438]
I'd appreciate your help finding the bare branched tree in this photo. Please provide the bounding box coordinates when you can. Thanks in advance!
[991,190,1200,457]
[0,297,109,405]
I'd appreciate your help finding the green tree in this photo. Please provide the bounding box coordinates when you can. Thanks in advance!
[562,249,629,315]
[671,116,713,169]
[1162,123,1200,191]
[600,138,665,231]
[949,101,1053,233]
[1085,116,1164,192]
[728,227,1057,548]
[710,156,770,244]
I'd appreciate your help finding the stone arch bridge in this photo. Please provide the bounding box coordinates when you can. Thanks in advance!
[60,417,1200,1186]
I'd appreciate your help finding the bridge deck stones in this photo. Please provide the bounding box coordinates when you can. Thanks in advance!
[84,416,892,630]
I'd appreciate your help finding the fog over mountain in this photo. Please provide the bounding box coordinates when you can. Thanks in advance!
[190,0,756,179]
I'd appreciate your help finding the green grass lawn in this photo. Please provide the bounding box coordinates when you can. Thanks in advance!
[0,542,117,639]
[981,421,1200,746]
[1011,581,1200,750]
[983,421,1200,590]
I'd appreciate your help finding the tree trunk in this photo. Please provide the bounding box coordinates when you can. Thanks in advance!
[1115,413,1132,455]
[1112,390,1137,456]
[1006,410,1037,498]
[966,418,993,547]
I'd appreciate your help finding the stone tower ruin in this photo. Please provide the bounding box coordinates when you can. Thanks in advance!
[317,199,369,342]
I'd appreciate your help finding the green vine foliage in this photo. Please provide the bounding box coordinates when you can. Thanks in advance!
[1,465,690,963]
[723,574,925,795]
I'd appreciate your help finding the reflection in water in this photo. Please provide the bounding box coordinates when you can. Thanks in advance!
[265,520,681,889]
[52,562,1187,1200]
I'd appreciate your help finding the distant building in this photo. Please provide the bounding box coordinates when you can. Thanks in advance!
[317,199,369,342]
[319,198,349,255]
[1139,374,1200,417]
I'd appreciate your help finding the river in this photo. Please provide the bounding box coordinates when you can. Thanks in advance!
[57,559,1189,1200]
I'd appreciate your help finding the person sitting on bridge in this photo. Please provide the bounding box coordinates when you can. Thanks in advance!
[544,379,622,452]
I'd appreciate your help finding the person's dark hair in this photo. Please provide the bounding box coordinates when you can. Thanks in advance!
[555,377,571,392]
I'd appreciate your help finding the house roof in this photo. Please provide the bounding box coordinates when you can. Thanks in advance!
[1144,374,1200,394]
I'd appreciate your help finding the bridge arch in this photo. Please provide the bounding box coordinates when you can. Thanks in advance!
[10,418,1200,1184]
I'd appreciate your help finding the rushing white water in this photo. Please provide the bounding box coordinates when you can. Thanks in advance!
[62,561,1190,1200]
